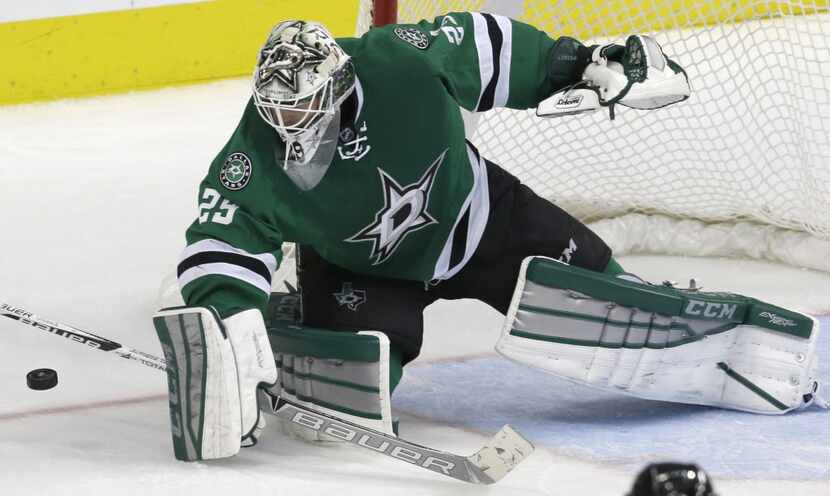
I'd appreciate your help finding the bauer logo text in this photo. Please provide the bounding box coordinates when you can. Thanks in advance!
[289,410,456,475]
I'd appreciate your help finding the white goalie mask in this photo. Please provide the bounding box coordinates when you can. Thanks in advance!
[252,20,356,186]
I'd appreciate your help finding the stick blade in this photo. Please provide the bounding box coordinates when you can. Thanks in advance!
[466,425,534,484]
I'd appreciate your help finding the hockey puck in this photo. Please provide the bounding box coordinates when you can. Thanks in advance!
[627,462,716,496]
[26,368,58,390]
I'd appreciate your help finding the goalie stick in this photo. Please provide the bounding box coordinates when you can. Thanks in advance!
[0,302,166,371]
[0,300,533,485]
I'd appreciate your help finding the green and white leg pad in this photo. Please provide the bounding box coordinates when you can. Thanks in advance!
[266,327,395,441]
[264,293,395,441]
[496,257,823,414]
[267,292,394,441]
[153,307,278,460]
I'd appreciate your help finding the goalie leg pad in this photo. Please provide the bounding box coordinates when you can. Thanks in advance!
[265,314,395,441]
[153,307,242,461]
[496,256,822,414]
[153,307,278,460]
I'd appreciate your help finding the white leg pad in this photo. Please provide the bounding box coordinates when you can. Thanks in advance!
[153,307,242,460]
[496,257,823,414]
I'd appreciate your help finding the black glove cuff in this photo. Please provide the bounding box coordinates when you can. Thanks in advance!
[547,37,594,92]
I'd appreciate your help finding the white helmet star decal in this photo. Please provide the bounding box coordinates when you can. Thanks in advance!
[257,23,329,93]
[346,149,448,265]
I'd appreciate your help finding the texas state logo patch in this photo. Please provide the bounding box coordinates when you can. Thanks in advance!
[219,152,252,191]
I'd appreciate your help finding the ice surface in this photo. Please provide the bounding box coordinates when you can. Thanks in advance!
[397,321,830,480]
[1,78,828,495]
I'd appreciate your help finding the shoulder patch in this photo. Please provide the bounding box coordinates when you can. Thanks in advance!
[219,152,253,191]
[394,26,429,50]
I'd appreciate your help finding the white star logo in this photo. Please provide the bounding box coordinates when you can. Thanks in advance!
[258,22,329,93]
[346,149,447,265]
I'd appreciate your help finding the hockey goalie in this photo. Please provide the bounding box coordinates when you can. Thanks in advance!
[151,12,823,461]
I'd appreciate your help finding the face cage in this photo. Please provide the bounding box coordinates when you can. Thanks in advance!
[253,78,336,139]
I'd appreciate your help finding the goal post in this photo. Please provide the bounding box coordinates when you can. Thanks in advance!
[357,1,830,272]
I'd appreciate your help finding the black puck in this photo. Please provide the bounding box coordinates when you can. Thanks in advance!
[27,368,58,390]
[628,462,716,496]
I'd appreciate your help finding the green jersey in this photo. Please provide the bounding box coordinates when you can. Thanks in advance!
[178,12,561,318]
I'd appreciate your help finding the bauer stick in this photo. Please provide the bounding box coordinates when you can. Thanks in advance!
[1,300,533,485]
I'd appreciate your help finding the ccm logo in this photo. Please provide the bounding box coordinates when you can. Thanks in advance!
[290,411,457,475]
[684,300,737,320]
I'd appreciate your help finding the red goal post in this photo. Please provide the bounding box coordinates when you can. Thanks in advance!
[371,0,398,26]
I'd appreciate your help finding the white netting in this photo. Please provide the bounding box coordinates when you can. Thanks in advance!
[355,0,375,36]
[357,1,830,270]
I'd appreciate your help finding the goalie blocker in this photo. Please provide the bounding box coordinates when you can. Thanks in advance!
[497,257,823,414]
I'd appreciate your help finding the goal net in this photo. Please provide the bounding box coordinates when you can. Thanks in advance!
[357,0,830,272]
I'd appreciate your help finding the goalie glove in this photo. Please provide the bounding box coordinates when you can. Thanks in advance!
[153,307,278,460]
[538,35,690,120]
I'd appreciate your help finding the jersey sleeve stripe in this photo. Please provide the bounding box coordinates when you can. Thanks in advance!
[476,13,505,111]
[177,238,279,297]
[470,12,494,111]
[178,262,272,295]
[177,251,273,284]
[181,238,279,273]
[492,14,513,108]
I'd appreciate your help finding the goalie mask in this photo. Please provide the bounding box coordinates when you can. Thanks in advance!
[253,21,356,189]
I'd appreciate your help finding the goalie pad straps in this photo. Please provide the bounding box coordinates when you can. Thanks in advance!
[496,256,822,415]
[153,307,277,461]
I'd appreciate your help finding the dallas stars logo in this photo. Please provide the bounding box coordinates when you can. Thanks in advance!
[333,283,367,311]
[219,152,252,190]
[257,22,329,93]
[347,149,447,265]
